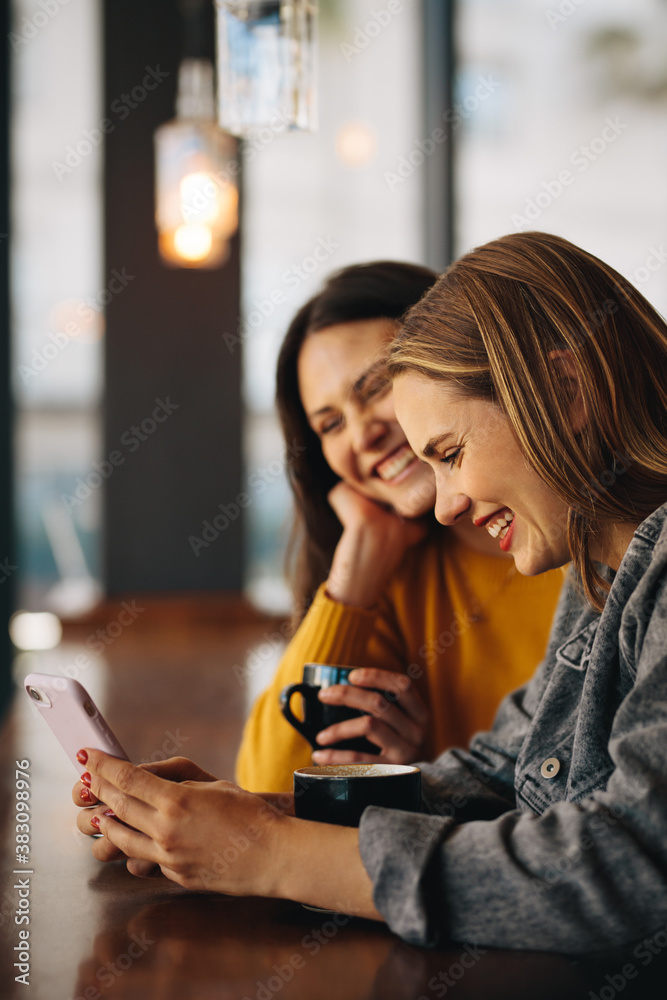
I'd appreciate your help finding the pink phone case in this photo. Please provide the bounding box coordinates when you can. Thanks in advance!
[24,673,130,775]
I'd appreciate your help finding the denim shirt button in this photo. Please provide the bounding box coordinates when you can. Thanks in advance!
[541,757,561,779]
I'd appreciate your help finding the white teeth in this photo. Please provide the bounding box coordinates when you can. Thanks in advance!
[375,446,415,482]
[485,510,514,539]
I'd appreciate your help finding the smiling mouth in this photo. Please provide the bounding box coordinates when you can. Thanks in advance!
[373,444,417,482]
[485,509,515,540]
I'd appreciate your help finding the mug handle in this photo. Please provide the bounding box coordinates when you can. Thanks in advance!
[280,683,320,749]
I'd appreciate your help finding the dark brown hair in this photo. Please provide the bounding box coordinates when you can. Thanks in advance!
[389,231,667,611]
[277,260,438,617]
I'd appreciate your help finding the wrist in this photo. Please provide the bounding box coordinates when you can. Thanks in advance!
[269,815,381,919]
[267,814,305,899]
[262,811,299,899]
[327,528,395,607]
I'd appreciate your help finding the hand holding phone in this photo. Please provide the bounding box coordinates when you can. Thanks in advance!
[24,673,130,775]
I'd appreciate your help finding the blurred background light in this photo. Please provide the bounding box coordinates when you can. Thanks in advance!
[335,120,378,168]
[154,58,238,269]
[10,611,63,651]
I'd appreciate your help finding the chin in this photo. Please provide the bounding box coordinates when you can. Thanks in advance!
[513,549,559,577]
[513,559,540,577]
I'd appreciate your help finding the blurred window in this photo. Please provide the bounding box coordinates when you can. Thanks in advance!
[11,0,103,614]
[241,0,425,611]
[455,0,667,318]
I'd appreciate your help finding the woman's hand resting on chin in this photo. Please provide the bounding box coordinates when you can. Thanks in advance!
[326,482,428,609]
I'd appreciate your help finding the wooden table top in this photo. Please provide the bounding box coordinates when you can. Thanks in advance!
[2,620,666,999]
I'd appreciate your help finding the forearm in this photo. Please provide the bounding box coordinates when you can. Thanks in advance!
[327,527,404,607]
[364,794,667,953]
[270,815,382,921]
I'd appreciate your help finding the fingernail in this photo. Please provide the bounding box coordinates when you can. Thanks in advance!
[76,750,88,764]
[312,751,325,762]
[315,731,330,744]
[80,772,91,788]
[318,688,332,700]
[91,815,100,829]
[80,787,91,802]
[103,809,115,818]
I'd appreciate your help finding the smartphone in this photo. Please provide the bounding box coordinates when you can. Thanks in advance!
[23,672,130,775]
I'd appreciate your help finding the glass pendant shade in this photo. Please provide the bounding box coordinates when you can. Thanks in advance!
[215,0,317,136]
[154,59,239,269]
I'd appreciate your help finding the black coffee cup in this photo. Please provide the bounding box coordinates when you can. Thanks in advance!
[280,664,385,755]
[293,763,421,827]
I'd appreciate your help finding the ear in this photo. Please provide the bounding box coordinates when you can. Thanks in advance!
[547,349,587,434]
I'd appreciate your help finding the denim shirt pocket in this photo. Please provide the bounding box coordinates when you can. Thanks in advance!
[554,619,599,672]
[516,620,600,813]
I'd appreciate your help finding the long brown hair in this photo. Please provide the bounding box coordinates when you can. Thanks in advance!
[389,231,667,611]
[277,261,438,617]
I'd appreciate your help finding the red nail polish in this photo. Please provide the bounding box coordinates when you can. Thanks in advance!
[103,809,115,818]
[80,787,90,802]
[76,750,88,764]
[91,815,100,829]
[80,772,91,788]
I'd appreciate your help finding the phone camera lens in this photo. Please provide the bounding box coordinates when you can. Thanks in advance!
[28,687,42,702]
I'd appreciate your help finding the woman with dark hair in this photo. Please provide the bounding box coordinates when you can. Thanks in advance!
[275,261,440,608]
[75,231,667,954]
[235,261,564,792]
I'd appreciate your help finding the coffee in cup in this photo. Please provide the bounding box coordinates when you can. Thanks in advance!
[293,762,421,827]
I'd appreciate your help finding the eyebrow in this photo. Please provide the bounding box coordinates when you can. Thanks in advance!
[307,404,334,419]
[422,433,454,458]
[351,356,390,397]
[307,356,390,420]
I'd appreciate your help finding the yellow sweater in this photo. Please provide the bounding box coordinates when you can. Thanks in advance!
[236,531,565,793]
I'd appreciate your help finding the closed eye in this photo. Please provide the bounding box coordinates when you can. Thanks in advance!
[319,417,343,435]
[440,448,462,467]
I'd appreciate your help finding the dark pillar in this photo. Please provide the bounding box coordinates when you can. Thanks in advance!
[0,0,14,718]
[103,0,244,593]
[422,0,456,271]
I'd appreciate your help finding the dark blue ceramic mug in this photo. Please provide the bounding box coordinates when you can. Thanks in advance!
[280,663,386,755]
[293,763,421,827]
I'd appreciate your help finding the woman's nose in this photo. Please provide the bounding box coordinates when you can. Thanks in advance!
[348,411,388,453]
[434,487,471,526]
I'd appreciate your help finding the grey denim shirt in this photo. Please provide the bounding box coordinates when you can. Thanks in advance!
[359,500,667,953]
